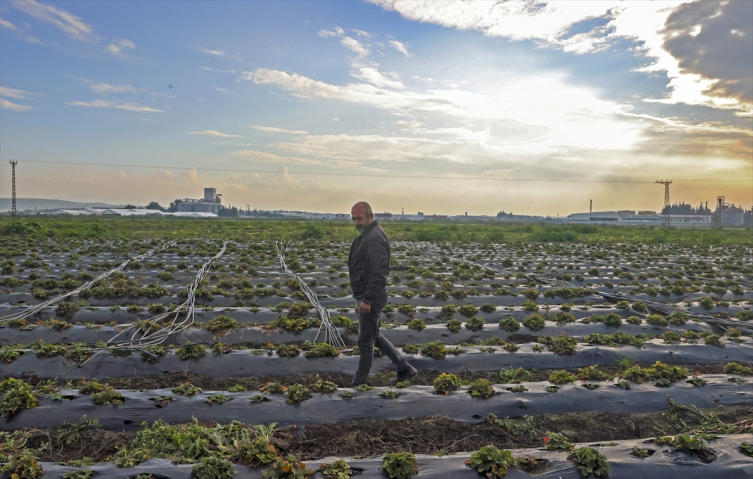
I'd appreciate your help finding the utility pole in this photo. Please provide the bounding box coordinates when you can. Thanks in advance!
[9,160,18,217]
[655,180,672,226]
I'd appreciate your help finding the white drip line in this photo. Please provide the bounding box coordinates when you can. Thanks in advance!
[275,241,345,348]
[80,241,229,364]
[0,240,177,325]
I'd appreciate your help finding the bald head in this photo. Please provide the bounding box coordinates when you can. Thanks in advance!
[351,201,374,233]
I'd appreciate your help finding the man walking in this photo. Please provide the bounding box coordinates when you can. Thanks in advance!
[348,201,416,386]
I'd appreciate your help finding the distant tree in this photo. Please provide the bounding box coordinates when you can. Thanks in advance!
[661,202,713,215]
[219,205,239,217]
[124,204,137,209]
[167,199,183,213]
[146,201,166,212]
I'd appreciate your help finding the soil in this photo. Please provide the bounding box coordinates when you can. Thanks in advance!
[17,404,752,464]
[278,404,753,460]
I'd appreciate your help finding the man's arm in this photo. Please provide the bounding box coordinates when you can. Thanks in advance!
[362,231,389,306]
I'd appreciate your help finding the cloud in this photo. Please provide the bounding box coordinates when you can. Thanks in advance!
[11,0,95,41]
[351,67,404,89]
[245,68,640,154]
[318,29,337,38]
[340,36,369,58]
[277,166,299,186]
[369,0,751,115]
[352,29,372,38]
[197,46,226,56]
[0,86,32,99]
[229,148,389,172]
[186,130,242,138]
[661,0,752,105]
[251,125,310,134]
[0,98,34,111]
[0,86,35,111]
[389,39,412,56]
[0,17,18,30]
[66,99,164,112]
[89,82,137,95]
[106,38,136,55]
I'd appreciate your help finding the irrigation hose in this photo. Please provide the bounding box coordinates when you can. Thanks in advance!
[0,240,177,325]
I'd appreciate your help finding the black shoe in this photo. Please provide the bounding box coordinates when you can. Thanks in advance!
[389,364,417,386]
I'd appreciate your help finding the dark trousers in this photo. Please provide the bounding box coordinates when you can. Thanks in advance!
[354,301,406,383]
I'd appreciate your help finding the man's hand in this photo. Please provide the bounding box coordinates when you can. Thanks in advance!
[359,301,371,314]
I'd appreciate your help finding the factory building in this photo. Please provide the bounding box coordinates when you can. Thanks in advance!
[177,188,223,215]
[721,205,744,226]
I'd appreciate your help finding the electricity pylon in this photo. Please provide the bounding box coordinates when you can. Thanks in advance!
[655,180,672,226]
[9,160,18,217]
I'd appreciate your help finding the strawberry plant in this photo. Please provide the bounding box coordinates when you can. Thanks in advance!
[232,437,278,466]
[421,341,446,359]
[263,454,313,478]
[499,317,520,331]
[459,304,479,317]
[381,390,399,399]
[723,362,752,375]
[92,387,125,405]
[192,456,235,479]
[465,445,513,478]
[646,315,668,327]
[631,301,648,313]
[543,432,572,451]
[206,315,241,335]
[480,303,496,313]
[522,300,539,312]
[1,451,43,478]
[312,380,337,393]
[446,319,462,333]
[468,379,495,399]
[176,343,207,360]
[433,373,460,395]
[205,394,233,404]
[173,383,203,396]
[0,378,37,418]
[276,344,301,358]
[381,452,418,479]
[286,384,311,404]
[522,315,545,331]
[340,390,355,399]
[407,319,426,331]
[576,366,611,381]
[741,442,753,457]
[304,343,339,357]
[549,371,576,384]
[466,316,485,332]
[568,447,610,478]
[63,469,93,479]
[139,345,167,364]
[354,384,373,392]
[319,459,352,479]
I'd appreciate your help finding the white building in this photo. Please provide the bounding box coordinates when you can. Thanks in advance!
[177,187,223,215]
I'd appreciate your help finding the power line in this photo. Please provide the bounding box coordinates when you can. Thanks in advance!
[2,158,751,184]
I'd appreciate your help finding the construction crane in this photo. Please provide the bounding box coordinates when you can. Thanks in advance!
[9,160,17,217]
[655,180,672,226]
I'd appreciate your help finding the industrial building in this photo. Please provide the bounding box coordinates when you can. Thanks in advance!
[176,188,223,215]
[721,205,744,226]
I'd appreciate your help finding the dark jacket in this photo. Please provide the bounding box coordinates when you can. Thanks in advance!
[348,221,390,306]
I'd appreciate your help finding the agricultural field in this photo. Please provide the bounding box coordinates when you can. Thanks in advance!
[0,219,752,478]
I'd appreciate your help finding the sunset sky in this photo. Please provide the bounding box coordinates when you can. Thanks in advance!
[1,0,751,215]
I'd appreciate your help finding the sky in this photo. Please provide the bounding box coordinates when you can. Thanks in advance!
[0,0,751,216]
